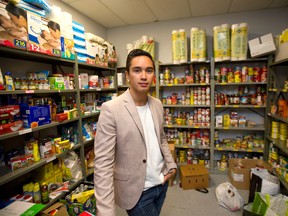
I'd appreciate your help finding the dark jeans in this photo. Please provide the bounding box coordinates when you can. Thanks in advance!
[127,182,168,216]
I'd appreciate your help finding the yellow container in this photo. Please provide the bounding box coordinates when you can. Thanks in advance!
[271,132,279,139]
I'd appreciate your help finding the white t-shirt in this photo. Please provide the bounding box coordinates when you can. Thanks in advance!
[137,103,164,190]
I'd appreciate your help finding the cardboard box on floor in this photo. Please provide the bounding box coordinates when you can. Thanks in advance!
[180,164,209,190]
[228,158,271,190]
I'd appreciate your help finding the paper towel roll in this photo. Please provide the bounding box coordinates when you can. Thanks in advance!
[179,29,187,63]
[172,30,180,64]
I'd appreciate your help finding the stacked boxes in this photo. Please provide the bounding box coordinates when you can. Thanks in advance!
[60,12,75,60]
[27,11,61,56]
[0,1,28,50]
[73,21,87,63]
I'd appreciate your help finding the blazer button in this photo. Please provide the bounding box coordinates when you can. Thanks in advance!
[143,159,146,163]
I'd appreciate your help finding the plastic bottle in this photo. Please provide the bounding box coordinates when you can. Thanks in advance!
[33,142,41,162]
[41,182,49,204]
[5,72,15,91]
[33,182,41,204]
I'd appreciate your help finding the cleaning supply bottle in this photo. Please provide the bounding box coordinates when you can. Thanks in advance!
[33,182,41,203]
[5,72,14,91]
[41,182,49,204]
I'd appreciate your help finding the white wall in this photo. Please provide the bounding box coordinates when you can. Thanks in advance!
[107,7,288,67]
[49,0,107,39]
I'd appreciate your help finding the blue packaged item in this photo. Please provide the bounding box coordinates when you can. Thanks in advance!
[22,0,51,13]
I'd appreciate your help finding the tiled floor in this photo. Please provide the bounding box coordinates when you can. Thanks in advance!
[116,174,249,216]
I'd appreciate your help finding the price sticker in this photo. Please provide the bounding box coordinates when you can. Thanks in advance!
[19,128,32,135]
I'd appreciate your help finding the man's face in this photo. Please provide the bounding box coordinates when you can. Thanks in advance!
[126,55,155,95]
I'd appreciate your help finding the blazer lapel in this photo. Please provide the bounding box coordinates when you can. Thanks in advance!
[123,90,145,141]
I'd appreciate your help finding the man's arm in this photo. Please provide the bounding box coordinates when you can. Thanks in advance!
[94,103,117,216]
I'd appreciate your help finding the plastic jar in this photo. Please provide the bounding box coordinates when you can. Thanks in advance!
[14,78,21,90]
[20,79,28,90]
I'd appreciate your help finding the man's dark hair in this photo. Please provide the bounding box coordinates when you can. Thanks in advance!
[6,2,27,20]
[126,49,155,73]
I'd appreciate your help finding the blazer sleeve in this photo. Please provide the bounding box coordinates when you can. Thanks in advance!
[94,103,116,216]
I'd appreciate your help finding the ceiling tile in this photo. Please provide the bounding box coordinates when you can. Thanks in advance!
[67,0,127,28]
[269,0,288,7]
[98,0,157,25]
[229,0,272,12]
[188,0,231,16]
[145,0,191,21]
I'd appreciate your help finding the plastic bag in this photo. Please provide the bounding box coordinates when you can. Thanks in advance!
[251,168,280,196]
[252,192,288,216]
[215,182,244,211]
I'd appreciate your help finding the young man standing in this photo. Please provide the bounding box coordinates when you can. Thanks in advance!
[94,49,177,216]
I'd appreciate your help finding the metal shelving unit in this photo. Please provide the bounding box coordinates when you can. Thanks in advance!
[265,55,288,190]
[212,58,268,171]
[156,60,213,169]
[0,46,116,201]
[156,58,269,171]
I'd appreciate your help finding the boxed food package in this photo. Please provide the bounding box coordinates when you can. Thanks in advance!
[27,12,61,56]
[180,164,209,190]
[228,158,271,190]
[0,1,28,49]
[215,115,223,127]
[42,202,69,216]
[249,33,276,58]
[20,104,51,128]
[48,76,65,90]
[0,120,23,134]
[61,183,97,216]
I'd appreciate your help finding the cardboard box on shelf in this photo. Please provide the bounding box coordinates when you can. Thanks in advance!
[42,202,69,216]
[228,158,271,190]
[27,12,61,56]
[0,1,28,50]
[179,164,209,190]
[248,33,276,58]
[20,104,51,128]
[275,42,288,63]
[61,193,96,216]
